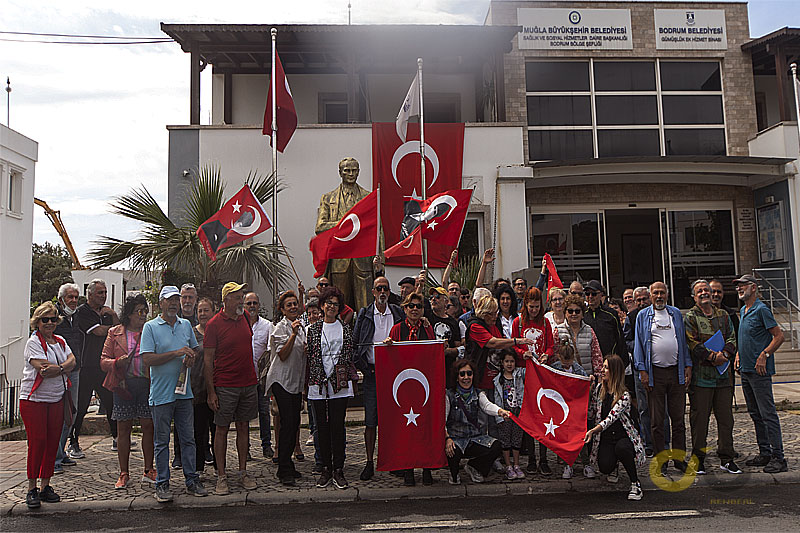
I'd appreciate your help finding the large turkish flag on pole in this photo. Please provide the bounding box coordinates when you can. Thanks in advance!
[372,122,464,268]
[510,359,591,465]
[261,50,297,153]
[196,185,273,261]
[374,340,447,471]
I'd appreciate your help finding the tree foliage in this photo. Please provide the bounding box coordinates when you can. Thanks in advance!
[31,242,74,305]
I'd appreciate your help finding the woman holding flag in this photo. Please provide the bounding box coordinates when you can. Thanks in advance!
[584,354,646,500]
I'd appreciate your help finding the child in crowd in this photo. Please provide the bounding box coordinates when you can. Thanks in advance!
[550,338,588,479]
[493,350,526,480]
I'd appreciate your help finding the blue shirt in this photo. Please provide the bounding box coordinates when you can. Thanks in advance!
[738,299,778,375]
[140,316,198,406]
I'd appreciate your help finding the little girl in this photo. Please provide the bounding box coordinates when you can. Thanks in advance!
[493,350,526,480]
[550,339,588,479]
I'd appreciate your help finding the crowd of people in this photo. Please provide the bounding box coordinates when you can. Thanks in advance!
[18,249,789,509]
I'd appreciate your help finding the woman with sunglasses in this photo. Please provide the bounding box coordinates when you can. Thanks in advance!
[21,302,76,509]
[383,292,435,486]
[445,359,510,484]
[100,294,155,489]
[557,294,603,379]
[544,287,567,340]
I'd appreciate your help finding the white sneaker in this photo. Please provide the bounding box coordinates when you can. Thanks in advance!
[448,474,461,485]
[628,481,643,500]
[465,464,484,483]
[583,465,597,479]
[506,465,516,480]
[562,465,573,479]
[492,458,505,474]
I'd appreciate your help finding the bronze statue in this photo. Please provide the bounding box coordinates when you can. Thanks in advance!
[315,157,374,312]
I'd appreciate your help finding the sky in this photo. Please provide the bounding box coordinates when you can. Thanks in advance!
[1,0,798,265]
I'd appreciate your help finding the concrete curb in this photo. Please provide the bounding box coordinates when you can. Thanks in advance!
[4,469,798,516]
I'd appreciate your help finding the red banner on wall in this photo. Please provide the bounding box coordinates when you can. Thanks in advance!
[372,122,465,267]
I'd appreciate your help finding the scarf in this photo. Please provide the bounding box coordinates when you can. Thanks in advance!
[405,319,421,341]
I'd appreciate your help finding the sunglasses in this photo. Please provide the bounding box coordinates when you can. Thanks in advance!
[318,283,330,288]
[405,303,423,309]
[39,316,59,324]
[570,291,584,296]
[458,370,473,377]
[374,285,390,292]
[585,291,599,297]
[324,301,339,307]
[566,308,583,315]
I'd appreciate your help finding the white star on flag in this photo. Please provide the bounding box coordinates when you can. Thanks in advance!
[544,417,560,437]
[404,407,420,426]
[427,220,438,230]
[232,201,241,213]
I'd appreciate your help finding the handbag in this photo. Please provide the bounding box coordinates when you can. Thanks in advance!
[62,375,75,425]
[333,362,350,392]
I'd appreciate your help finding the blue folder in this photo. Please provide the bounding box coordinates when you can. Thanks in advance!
[703,330,729,375]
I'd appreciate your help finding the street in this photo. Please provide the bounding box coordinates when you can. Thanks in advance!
[2,482,798,531]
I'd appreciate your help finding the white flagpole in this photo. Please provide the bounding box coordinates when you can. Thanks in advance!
[271,27,279,311]
[417,57,428,272]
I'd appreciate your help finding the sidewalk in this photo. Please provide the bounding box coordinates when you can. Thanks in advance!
[1,409,798,516]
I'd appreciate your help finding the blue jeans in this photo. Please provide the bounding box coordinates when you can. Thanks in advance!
[151,399,197,487]
[257,383,272,449]
[635,370,670,452]
[741,372,784,460]
[55,369,80,468]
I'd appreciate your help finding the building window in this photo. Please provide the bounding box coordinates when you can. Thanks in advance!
[424,93,462,123]
[526,60,726,161]
[530,212,602,283]
[7,169,22,214]
[318,93,348,124]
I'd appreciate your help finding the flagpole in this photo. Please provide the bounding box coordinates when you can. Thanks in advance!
[417,57,428,273]
[271,27,279,312]
[376,185,381,257]
[274,230,301,283]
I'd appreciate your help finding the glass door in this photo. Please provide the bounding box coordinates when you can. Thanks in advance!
[530,212,604,286]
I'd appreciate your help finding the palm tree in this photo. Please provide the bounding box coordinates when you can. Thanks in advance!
[88,166,292,296]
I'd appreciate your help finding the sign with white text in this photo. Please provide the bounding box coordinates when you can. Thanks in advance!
[654,9,727,50]
[518,8,632,50]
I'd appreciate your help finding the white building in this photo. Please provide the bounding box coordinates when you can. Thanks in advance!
[0,124,37,382]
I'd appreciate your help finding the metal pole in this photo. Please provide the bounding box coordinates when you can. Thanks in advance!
[5,77,10,127]
[271,28,279,313]
[418,58,427,272]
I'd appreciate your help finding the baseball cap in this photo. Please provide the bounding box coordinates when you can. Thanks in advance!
[159,285,180,300]
[429,286,447,296]
[584,280,605,294]
[398,276,415,287]
[221,281,247,300]
[732,274,758,285]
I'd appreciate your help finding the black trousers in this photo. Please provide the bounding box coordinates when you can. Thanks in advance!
[311,397,348,471]
[73,365,116,440]
[193,402,216,470]
[649,365,687,458]
[447,440,502,480]
[273,383,303,478]
[597,436,638,483]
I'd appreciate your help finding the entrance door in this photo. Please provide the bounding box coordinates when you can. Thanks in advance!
[603,209,664,299]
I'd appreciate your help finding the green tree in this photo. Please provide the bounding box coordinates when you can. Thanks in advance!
[87,166,291,298]
[31,242,74,305]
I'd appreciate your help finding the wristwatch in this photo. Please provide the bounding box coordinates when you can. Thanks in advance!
[761,350,772,359]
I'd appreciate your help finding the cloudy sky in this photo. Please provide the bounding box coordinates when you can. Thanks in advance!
[2,0,798,264]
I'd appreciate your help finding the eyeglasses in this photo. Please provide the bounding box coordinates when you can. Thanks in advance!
[458,370,473,377]
[405,303,423,309]
[570,291,584,297]
[318,283,330,288]
[374,285,390,292]
[39,316,59,324]
[324,301,339,307]
[584,291,599,297]
[136,309,148,316]
[566,308,582,315]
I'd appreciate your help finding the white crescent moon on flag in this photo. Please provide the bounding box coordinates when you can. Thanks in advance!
[402,233,415,248]
[334,213,360,242]
[391,141,440,190]
[392,368,430,407]
[536,388,569,424]
[231,206,262,236]
[422,194,457,221]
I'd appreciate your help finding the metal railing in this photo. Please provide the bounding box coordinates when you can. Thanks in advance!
[0,379,21,428]
[753,268,800,349]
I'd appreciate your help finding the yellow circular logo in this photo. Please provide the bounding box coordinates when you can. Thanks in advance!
[649,449,698,492]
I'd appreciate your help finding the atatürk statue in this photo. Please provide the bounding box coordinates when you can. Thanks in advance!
[315,157,374,312]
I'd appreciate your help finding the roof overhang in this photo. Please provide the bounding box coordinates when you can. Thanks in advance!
[742,26,800,76]
[498,156,794,189]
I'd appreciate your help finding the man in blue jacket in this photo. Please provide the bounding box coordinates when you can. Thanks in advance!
[633,281,692,474]
[352,276,404,481]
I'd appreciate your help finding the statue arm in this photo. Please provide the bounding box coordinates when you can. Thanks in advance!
[315,194,338,234]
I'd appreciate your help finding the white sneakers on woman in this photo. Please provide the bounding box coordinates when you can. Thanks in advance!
[628,481,643,500]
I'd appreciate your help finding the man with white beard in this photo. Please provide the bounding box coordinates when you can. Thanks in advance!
[352,276,404,481]
[53,283,83,474]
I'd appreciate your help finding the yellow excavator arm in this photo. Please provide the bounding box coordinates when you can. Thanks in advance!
[33,197,86,270]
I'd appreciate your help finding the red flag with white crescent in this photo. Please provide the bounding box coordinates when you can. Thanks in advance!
[262,50,297,153]
[374,340,447,471]
[196,185,273,261]
[510,359,591,465]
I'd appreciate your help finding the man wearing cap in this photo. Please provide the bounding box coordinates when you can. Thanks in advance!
[140,286,207,502]
[429,286,463,388]
[352,276,404,481]
[203,282,259,494]
[734,274,787,473]
[583,280,628,366]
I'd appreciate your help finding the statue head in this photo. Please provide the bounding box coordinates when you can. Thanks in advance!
[338,157,359,186]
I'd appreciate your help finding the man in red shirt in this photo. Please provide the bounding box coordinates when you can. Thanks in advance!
[203,282,259,495]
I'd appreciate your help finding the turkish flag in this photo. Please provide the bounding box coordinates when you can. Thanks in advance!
[262,50,297,153]
[510,359,591,465]
[544,253,563,301]
[384,226,422,262]
[372,122,464,267]
[196,185,273,261]
[374,340,447,471]
[308,190,378,277]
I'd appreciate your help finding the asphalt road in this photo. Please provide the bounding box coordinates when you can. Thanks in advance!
[2,482,798,531]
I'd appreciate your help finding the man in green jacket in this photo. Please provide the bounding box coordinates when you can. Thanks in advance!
[684,279,740,476]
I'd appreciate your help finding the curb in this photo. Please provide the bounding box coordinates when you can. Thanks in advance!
[4,469,798,516]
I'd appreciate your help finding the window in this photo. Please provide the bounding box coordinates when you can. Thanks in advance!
[531,212,602,283]
[457,217,481,261]
[318,93,348,124]
[7,169,22,214]
[525,60,727,161]
[425,93,461,123]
